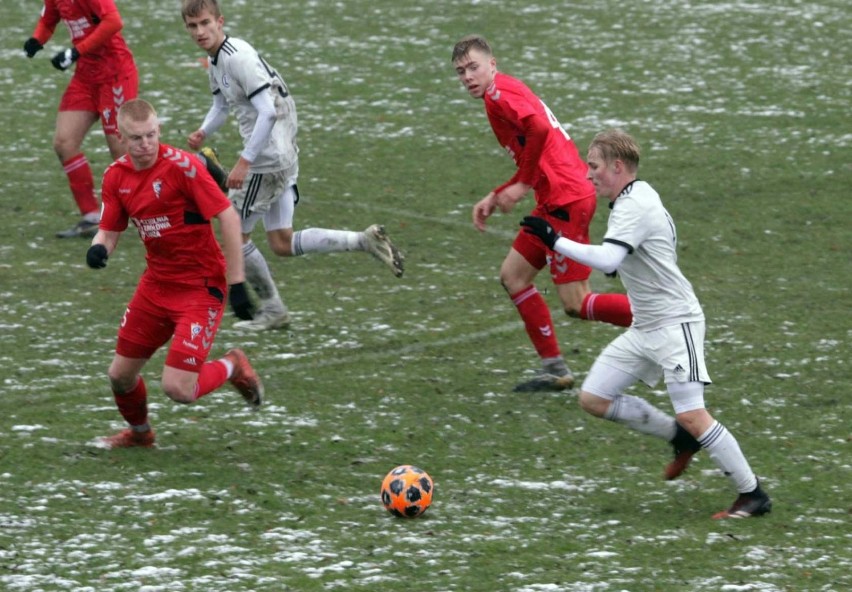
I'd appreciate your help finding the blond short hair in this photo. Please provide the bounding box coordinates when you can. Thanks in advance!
[181,0,221,21]
[118,98,157,125]
[589,129,641,173]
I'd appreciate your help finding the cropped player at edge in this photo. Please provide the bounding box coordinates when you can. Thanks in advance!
[23,0,139,239]
[521,129,772,519]
[182,0,404,332]
[86,99,263,449]
[452,35,632,393]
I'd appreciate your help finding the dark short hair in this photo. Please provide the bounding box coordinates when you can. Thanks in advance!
[452,34,493,63]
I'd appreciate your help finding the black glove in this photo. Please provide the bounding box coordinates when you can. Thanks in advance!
[24,37,43,58]
[229,282,254,320]
[520,216,558,249]
[51,47,80,71]
[86,244,109,269]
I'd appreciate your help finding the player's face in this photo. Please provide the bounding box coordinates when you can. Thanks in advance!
[586,147,619,201]
[119,115,161,170]
[184,9,225,55]
[454,49,497,99]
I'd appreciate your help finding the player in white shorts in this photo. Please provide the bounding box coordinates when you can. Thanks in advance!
[521,129,771,519]
[182,0,404,331]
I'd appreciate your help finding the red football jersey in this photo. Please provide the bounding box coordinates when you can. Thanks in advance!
[484,72,594,209]
[100,145,232,286]
[34,0,134,83]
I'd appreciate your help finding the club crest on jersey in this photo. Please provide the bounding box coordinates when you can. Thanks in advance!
[222,73,230,88]
[152,179,163,199]
[190,322,202,340]
[102,107,112,123]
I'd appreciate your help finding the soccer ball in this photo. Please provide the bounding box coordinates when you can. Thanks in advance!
[380,465,434,518]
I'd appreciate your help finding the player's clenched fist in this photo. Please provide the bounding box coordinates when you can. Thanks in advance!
[51,47,80,71]
[24,37,43,58]
[86,244,109,269]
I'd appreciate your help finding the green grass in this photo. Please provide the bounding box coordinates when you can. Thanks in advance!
[2,0,850,590]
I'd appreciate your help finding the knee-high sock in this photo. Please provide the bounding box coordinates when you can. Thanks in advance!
[193,359,230,400]
[604,394,678,440]
[580,292,632,327]
[243,241,285,310]
[63,153,99,216]
[510,286,561,360]
[698,421,758,493]
[292,228,362,255]
[113,376,148,428]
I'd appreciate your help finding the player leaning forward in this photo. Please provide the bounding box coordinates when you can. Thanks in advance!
[182,0,404,331]
[521,129,771,518]
[86,99,263,448]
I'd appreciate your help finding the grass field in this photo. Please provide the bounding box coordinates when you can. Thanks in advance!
[2,0,850,590]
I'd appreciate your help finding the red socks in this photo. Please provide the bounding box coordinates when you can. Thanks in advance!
[192,359,229,400]
[510,286,561,359]
[581,292,632,327]
[113,377,148,427]
[63,153,99,216]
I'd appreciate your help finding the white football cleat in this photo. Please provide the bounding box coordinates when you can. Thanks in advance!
[234,307,290,331]
[363,224,404,278]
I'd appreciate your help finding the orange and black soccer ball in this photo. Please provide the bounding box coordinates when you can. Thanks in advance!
[380,465,433,518]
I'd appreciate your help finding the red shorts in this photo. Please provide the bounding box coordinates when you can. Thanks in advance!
[116,276,226,373]
[512,195,597,285]
[59,63,139,135]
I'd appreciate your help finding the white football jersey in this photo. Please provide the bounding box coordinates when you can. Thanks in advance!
[604,180,704,330]
[207,36,298,174]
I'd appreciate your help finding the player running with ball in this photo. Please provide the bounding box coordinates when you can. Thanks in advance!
[521,129,772,518]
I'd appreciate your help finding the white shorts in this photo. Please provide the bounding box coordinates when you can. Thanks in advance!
[230,170,299,234]
[582,321,712,392]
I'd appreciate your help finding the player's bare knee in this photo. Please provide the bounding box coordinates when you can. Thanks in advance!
[675,408,713,437]
[161,383,195,404]
[267,230,293,257]
[108,372,136,395]
[564,304,583,319]
[269,241,293,257]
[578,390,609,417]
[499,275,524,295]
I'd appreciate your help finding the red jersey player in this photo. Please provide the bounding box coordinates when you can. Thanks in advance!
[86,98,259,449]
[24,0,139,238]
[452,35,633,392]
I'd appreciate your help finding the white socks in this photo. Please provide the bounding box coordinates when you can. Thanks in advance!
[292,228,363,255]
[243,241,286,312]
[604,396,759,494]
[698,421,758,493]
[604,395,677,441]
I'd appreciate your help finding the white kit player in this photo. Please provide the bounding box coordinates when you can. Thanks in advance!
[182,0,404,331]
[521,129,772,519]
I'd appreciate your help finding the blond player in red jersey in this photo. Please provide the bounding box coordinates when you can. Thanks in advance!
[86,98,261,449]
[24,0,138,238]
[452,35,633,392]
